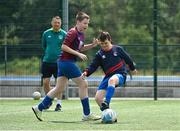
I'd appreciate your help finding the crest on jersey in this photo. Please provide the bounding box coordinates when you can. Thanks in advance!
[102,55,106,59]
[78,41,84,49]
[113,52,117,56]
[59,35,63,39]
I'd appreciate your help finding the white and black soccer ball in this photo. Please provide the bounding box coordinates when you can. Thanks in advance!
[32,91,41,100]
[101,109,117,124]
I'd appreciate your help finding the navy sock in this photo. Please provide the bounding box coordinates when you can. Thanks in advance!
[105,85,115,104]
[38,95,53,111]
[81,97,90,116]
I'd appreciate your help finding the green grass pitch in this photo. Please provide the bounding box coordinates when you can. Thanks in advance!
[0,98,180,130]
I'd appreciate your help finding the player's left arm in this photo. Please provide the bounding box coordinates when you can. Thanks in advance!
[80,38,99,52]
[120,47,137,73]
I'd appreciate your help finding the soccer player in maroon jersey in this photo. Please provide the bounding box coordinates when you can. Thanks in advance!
[32,12,100,121]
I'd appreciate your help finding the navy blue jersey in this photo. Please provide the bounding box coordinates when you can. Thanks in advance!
[85,45,135,78]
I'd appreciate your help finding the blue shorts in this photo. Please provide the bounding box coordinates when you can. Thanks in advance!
[57,60,81,79]
[98,74,125,90]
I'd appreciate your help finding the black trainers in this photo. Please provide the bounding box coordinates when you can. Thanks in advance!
[114,118,117,123]
[55,104,62,111]
[100,101,109,111]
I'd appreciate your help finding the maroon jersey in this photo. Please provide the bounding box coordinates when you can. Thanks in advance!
[60,27,84,61]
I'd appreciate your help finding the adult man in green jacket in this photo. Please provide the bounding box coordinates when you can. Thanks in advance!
[41,16,66,111]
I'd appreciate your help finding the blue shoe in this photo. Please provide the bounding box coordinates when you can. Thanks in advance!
[55,104,62,111]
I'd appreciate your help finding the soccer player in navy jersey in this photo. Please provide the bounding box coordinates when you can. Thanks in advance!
[82,31,137,111]
[32,12,100,121]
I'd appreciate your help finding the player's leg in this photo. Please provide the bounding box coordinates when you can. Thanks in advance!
[54,78,67,111]
[55,93,63,111]
[48,76,68,98]
[72,77,89,115]
[95,78,110,111]
[105,75,117,104]
[43,78,63,111]
[32,62,51,121]
[105,74,125,106]
[32,76,68,121]
[53,64,63,111]
[95,90,106,107]
[41,62,52,94]
[72,75,90,116]
[72,76,101,121]
[72,77,88,98]
[67,61,100,121]
[44,76,68,110]
[43,78,51,94]
[57,60,100,121]
[42,62,61,103]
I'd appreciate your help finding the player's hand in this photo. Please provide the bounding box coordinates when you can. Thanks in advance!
[92,38,99,47]
[78,52,88,61]
[81,72,87,80]
[132,69,138,74]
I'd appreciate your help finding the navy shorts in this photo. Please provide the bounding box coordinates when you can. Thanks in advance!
[98,74,125,90]
[57,60,81,79]
[41,62,57,78]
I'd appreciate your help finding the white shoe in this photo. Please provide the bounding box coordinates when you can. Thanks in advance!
[82,113,101,121]
[32,105,42,121]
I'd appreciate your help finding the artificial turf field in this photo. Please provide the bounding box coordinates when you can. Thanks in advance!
[0,98,180,131]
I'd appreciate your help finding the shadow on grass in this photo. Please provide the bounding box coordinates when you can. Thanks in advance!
[43,110,63,112]
[50,121,126,125]
[49,120,85,124]
[49,120,105,124]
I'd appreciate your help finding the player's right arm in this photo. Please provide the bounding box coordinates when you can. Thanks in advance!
[61,29,88,61]
[82,52,101,77]
[42,32,46,50]
[62,44,87,61]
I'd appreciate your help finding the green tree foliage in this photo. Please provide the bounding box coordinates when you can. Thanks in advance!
[0,0,179,74]
[158,0,180,72]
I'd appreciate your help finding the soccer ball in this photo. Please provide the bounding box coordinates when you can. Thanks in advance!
[101,109,117,124]
[32,91,41,100]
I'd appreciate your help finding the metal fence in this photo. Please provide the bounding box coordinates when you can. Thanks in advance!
[0,44,179,98]
[0,0,180,98]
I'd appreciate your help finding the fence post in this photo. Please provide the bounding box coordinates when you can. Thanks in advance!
[62,0,69,99]
[4,26,7,76]
[153,0,158,100]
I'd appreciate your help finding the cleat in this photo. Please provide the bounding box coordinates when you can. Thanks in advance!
[82,113,101,121]
[55,104,62,111]
[114,118,117,123]
[32,106,43,121]
[100,101,109,111]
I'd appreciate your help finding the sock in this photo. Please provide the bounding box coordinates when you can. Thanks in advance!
[38,95,53,111]
[81,97,90,116]
[57,99,62,105]
[105,85,115,104]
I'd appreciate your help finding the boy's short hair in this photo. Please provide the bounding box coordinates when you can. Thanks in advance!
[52,16,61,21]
[98,31,112,42]
[76,12,89,21]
